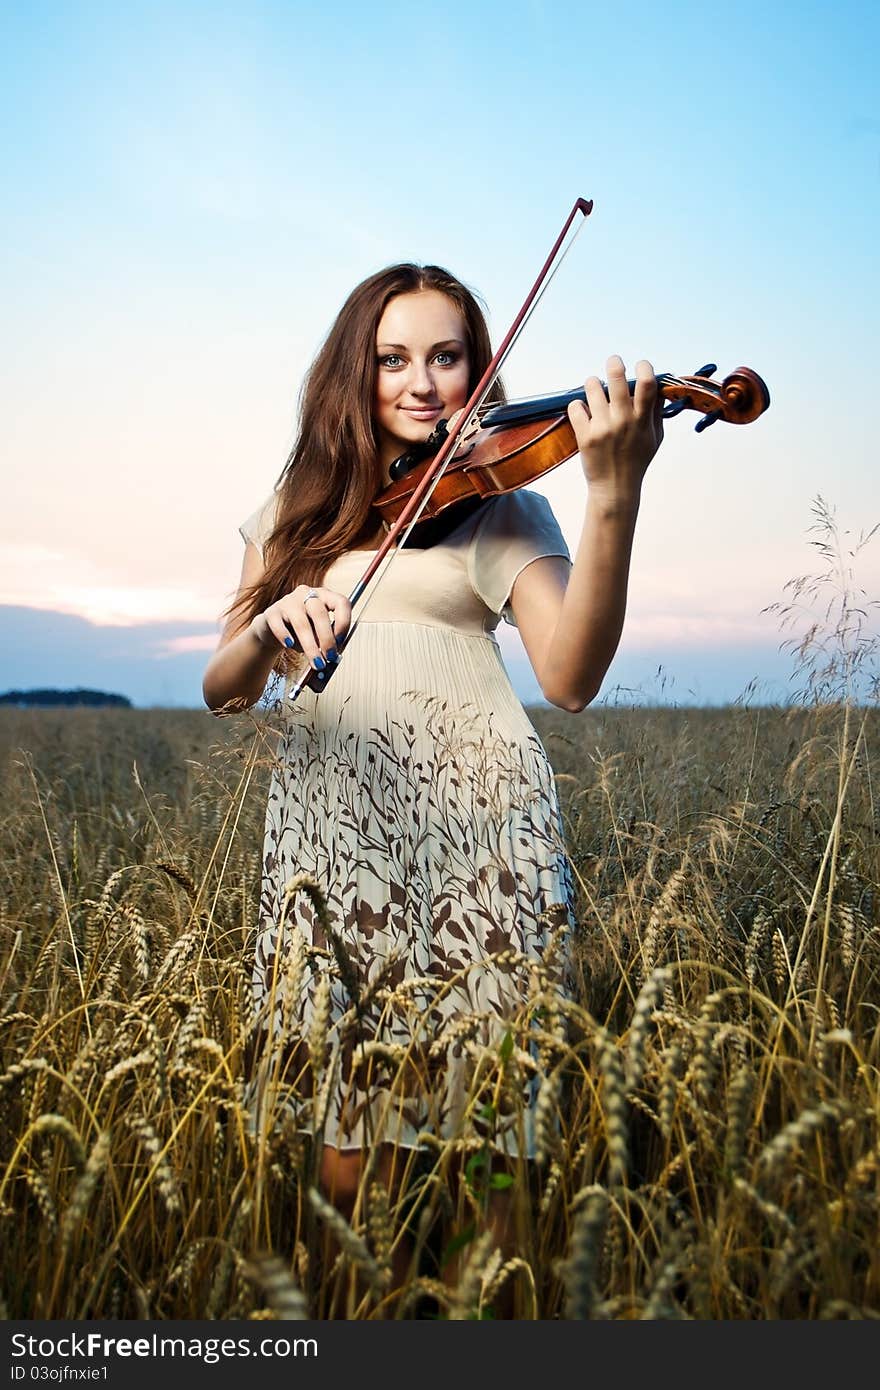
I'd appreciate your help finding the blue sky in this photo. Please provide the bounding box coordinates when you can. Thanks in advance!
[2,0,878,707]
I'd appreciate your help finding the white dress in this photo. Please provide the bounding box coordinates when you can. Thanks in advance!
[239,488,576,1158]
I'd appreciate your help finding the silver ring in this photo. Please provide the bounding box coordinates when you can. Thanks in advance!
[303,590,319,605]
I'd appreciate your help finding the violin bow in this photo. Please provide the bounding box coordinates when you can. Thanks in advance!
[287,196,595,704]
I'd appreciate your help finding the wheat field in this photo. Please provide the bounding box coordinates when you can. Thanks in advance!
[0,697,878,1320]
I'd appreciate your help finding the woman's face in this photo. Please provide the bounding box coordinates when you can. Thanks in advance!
[373,290,471,472]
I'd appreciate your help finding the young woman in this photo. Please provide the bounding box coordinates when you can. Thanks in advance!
[202,263,664,1311]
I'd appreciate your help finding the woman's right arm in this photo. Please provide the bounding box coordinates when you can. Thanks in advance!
[202,543,353,714]
[202,542,280,713]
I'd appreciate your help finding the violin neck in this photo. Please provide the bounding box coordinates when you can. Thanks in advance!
[480,376,674,428]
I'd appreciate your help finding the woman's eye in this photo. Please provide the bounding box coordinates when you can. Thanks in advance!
[434,351,457,366]
[379,354,403,368]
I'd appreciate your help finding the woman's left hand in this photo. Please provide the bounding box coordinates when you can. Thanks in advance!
[566,355,664,508]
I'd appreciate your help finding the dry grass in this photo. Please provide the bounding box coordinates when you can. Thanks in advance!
[0,690,878,1320]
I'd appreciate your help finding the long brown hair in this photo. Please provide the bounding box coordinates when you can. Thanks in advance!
[223,263,505,673]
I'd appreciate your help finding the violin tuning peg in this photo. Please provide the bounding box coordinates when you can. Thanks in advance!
[694,408,724,433]
[694,363,717,379]
[662,395,692,419]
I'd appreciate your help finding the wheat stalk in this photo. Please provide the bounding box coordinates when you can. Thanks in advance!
[560,1185,609,1319]
[307,1186,387,1292]
[245,1253,309,1319]
[61,1130,111,1254]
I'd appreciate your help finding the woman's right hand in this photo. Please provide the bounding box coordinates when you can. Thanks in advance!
[250,585,353,671]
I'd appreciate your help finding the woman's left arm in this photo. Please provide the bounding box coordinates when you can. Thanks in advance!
[510,355,664,712]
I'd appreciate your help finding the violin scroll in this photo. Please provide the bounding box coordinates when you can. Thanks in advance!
[660,365,771,431]
[720,367,771,421]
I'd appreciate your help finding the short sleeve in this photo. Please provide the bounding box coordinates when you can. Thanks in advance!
[238,490,279,562]
[467,490,571,628]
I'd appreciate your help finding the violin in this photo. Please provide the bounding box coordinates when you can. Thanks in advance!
[290,197,770,702]
[373,364,770,533]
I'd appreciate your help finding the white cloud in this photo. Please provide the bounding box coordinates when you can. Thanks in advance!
[0,544,223,626]
[151,633,219,657]
[622,612,780,647]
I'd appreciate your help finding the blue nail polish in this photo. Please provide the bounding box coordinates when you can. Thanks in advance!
[327,648,339,664]
[312,654,326,671]
[284,637,294,648]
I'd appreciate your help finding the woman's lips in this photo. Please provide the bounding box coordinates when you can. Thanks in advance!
[400,405,443,420]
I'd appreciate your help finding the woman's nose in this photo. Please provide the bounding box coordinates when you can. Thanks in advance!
[408,359,435,395]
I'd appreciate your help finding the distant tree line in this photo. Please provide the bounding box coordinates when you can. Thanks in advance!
[0,688,133,708]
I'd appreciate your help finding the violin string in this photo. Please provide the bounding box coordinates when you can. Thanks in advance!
[470,371,692,421]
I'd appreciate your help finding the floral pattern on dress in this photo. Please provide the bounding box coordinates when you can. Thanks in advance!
[247,688,576,1158]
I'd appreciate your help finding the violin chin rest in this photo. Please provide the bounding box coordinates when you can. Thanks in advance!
[388,420,449,481]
